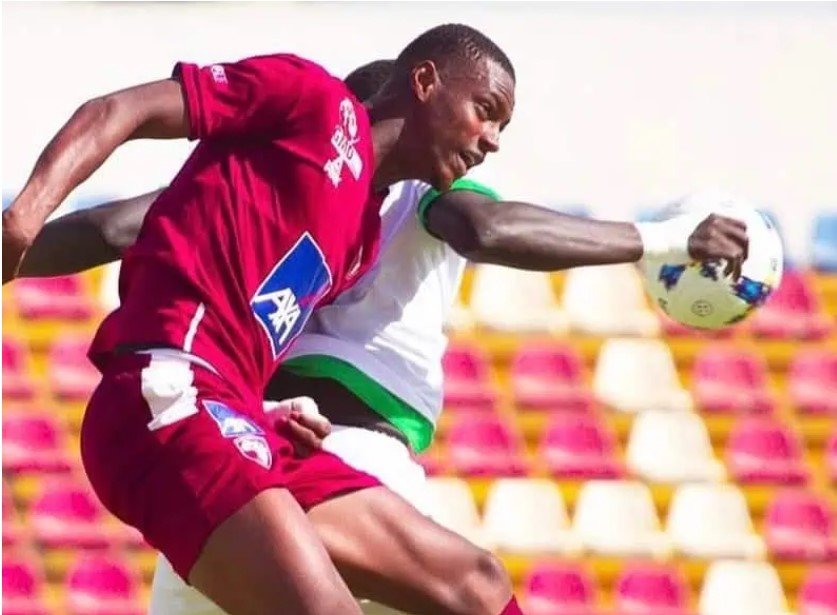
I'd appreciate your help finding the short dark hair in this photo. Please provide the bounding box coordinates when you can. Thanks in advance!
[394,23,515,83]
[344,59,395,100]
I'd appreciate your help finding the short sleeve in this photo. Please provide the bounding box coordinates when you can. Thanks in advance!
[416,177,502,233]
[173,53,334,141]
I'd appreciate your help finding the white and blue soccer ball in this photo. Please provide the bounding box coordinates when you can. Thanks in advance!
[642,191,785,330]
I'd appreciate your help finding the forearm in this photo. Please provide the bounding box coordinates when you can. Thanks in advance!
[456,201,643,271]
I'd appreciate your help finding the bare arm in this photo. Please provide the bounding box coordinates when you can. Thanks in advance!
[16,189,163,279]
[425,190,748,273]
[3,79,188,282]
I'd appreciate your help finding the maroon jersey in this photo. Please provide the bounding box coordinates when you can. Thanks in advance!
[89,54,382,396]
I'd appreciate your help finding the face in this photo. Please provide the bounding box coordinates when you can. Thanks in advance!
[408,57,515,191]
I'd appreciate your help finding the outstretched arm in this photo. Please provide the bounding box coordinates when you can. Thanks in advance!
[15,189,163,280]
[425,189,749,276]
[3,79,188,282]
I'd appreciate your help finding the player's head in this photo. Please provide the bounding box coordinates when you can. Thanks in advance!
[345,59,395,101]
[385,23,516,190]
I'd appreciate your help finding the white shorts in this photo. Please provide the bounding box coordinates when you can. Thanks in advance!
[147,425,428,615]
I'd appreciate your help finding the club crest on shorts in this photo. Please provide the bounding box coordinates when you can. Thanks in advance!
[203,401,264,438]
[234,435,273,470]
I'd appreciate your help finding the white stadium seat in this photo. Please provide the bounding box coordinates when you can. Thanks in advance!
[423,477,486,548]
[699,560,793,615]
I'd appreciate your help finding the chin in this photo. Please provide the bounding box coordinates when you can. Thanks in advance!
[429,165,455,192]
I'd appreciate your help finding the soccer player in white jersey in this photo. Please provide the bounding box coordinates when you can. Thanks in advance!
[15,60,748,615]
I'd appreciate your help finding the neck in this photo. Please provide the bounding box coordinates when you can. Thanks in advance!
[366,94,415,192]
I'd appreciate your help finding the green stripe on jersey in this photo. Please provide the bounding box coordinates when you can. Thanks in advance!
[416,177,501,232]
[281,355,435,452]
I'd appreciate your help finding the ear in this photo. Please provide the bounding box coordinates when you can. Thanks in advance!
[410,60,440,103]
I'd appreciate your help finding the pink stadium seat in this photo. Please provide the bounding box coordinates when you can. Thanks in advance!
[3,338,36,400]
[749,270,832,340]
[442,344,499,412]
[523,561,599,615]
[725,418,808,485]
[829,431,837,484]
[13,275,96,321]
[30,479,113,549]
[415,447,446,477]
[65,554,144,615]
[799,567,837,615]
[615,564,692,615]
[510,343,594,412]
[692,347,775,414]
[539,416,625,479]
[2,555,50,615]
[789,349,837,415]
[764,490,836,561]
[49,337,101,401]
[446,414,529,477]
[2,412,74,475]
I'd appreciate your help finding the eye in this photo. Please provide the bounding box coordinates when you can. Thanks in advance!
[475,100,492,120]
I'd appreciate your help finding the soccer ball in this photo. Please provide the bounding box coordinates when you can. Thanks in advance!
[642,194,784,330]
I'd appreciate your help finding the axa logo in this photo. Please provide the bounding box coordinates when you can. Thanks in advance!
[324,98,363,187]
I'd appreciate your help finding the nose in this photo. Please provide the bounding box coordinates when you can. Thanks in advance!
[479,123,501,154]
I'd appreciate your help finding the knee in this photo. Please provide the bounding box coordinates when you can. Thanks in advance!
[448,549,513,615]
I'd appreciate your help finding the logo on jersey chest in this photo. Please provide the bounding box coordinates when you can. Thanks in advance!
[251,233,333,359]
[324,98,363,187]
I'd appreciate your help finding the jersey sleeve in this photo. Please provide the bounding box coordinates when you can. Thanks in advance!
[416,177,502,235]
[173,54,334,141]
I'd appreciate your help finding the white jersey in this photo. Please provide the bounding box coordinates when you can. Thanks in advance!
[283,178,499,451]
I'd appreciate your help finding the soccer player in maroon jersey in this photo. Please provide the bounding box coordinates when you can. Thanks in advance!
[2,24,519,615]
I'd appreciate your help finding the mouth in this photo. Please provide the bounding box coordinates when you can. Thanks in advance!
[459,151,483,171]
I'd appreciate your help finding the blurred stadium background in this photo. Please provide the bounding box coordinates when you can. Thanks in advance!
[2,2,836,615]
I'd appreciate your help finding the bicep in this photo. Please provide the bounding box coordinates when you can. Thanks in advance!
[424,190,498,248]
[115,79,190,141]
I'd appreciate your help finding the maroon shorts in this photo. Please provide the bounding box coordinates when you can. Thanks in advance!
[80,352,380,580]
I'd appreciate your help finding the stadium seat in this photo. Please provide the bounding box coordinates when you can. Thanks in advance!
[30,479,113,549]
[789,349,837,415]
[65,554,144,615]
[2,338,36,401]
[615,563,693,615]
[829,431,837,483]
[798,567,837,615]
[698,560,792,615]
[442,343,499,412]
[666,483,765,559]
[13,275,96,321]
[2,411,75,475]
[725,418,809,485]
[446,414,529,477]
[522,561,599,615]
[481,478,581,555]
[3,481,27,550]
[468,264,568,333]
[539,416,625,479]
[49,337,102,401]
[561,264,660,336]
[424,477,484,547]
[812,212,837,272]
[2,555,50,615]
[764,490,836,561]
[692,347,775,415]
[749,270,832,340]
[593,338,692,414]
[510,343,593,412]
[626,410,725,484]
[572,480,670,558]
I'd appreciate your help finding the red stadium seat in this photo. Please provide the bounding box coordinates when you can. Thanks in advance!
[764,490,836,561]
[510,343,594,412]
[442,343,499,412]
[65,554,144,615]
[2,555,50,615]
[13,275,96,321]
[523,561,600,615]
[539,416,625,479]
[749,270,832,340]
[2,411,75,475]
[446,414,528,477]
[799,567,837,615]
[49,337,101,401]
[692,347,775,414]
[3,338,36,401]
[725,418,808,485]
[789,349,837,415]
[30,479,113,549]
[614,563,693,615]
